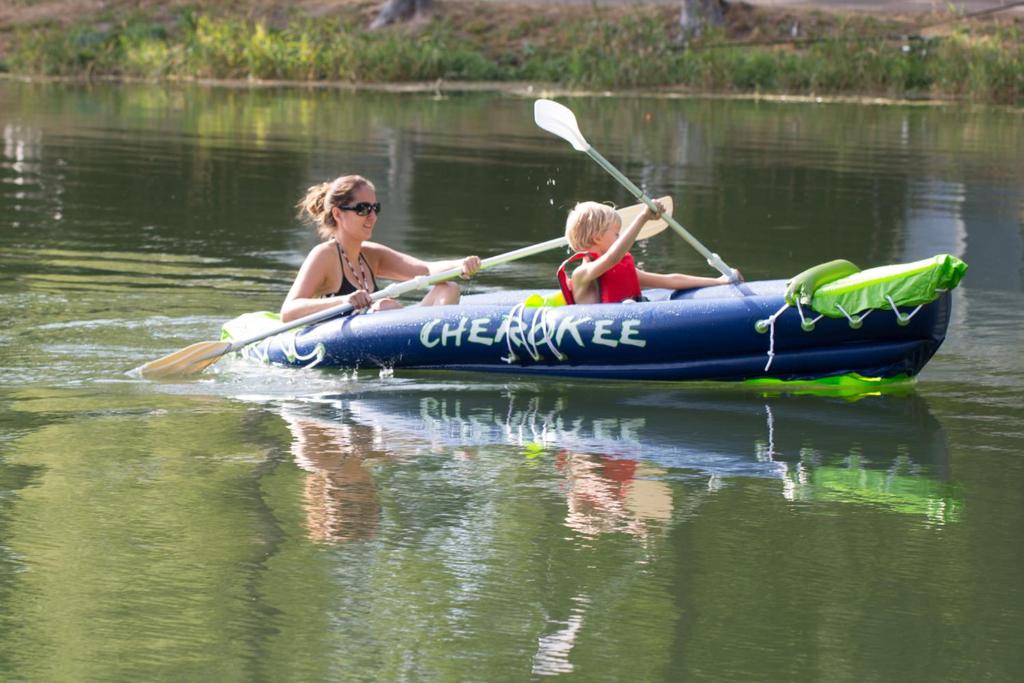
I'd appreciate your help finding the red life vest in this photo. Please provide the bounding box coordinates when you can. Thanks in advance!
[557,251,642,305]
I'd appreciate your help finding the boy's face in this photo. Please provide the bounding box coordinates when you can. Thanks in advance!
[590,219,622,254]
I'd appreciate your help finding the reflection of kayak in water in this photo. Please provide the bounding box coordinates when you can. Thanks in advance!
[278,383,960,522]
[802,461,959,521]
[225,256,965,382]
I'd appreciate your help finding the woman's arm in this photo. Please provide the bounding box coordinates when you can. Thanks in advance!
[366,242,480,281]
[280,245,372,322]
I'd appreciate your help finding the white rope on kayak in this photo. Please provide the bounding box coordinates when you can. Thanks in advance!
[793,299,823,330]
[282,333,326,369]
[758,300,823,372]
[502,303,533,363]
[885,295,924,325]
[502,303,568,364]
[834,303,873,328]
[520,306,545,362]
[759,303,790,372]
[244,338,272,365]
[531,307,568,361]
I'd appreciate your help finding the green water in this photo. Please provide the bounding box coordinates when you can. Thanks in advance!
[1,80,1023,680]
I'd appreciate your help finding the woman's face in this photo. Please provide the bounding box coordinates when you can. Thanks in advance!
[332,185,379,242]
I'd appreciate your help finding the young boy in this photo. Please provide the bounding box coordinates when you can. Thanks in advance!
[557,199,733,305]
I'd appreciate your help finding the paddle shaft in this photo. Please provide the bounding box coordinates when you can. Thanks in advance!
[585,146,738,281]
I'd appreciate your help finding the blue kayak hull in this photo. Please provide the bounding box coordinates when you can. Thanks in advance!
[234,280,952,382]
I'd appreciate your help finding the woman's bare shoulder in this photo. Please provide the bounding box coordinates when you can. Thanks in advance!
[305,240,338,260]
[296,242,340,280]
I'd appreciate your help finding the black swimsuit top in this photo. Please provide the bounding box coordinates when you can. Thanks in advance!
[331,242,378,297]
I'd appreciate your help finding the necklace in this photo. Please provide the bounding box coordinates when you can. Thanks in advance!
[339,245,372,292]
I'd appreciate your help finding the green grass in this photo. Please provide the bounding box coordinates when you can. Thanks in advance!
[7,12,1023,104]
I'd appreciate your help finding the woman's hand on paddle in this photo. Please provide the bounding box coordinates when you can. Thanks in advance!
[348,289,373,310]
[460,255,481,279]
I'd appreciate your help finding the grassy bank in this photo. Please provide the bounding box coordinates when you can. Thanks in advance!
[2,1,1023,104]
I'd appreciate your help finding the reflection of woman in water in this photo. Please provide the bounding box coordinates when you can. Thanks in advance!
[556,451,673,538]
[282,410,383,544]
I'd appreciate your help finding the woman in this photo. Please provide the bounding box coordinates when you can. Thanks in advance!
[282,174,481,322]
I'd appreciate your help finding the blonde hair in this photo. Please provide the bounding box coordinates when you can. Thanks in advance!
[565,201,621,252]
[297,174,376,240]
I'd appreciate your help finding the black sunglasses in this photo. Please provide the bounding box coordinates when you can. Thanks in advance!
[338,202,382,217]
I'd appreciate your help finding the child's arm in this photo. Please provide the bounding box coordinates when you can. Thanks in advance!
[572,199,666,291]
[637,270,740,290]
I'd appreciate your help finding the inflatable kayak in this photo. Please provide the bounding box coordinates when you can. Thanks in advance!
[224,254,967,383]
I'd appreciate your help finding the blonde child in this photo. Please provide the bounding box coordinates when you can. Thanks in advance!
[556,199,733,305]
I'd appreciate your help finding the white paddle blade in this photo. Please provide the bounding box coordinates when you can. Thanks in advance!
[534,99,590,152]
[136,340,231,379]
[617,196,674,240]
